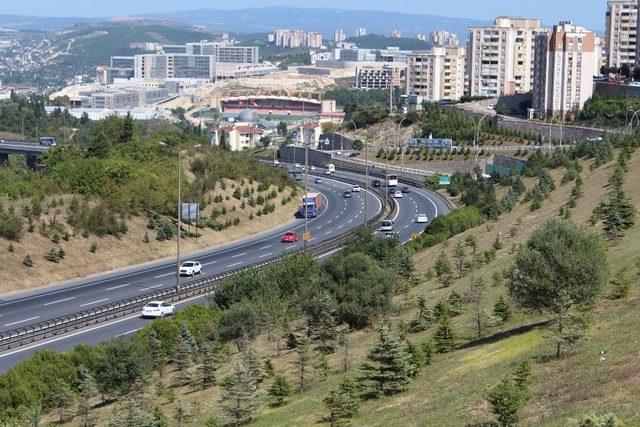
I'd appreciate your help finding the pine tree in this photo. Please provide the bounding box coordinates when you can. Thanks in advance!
[294,336,313,391]
[433,316,456,354]
[243,349,264,384]
[263,359,275,377]
[323,378,361,426]
[493,295,512,323]
[148,330,165,373]
[433,300,451,321]
[422,339,435,365]
[173,400,196,427]
[268,375,293,407]
[447,291,464,316]
[434,252,452,277]
[453,241,466,277]
[172,336,193,384]
[308,291,339,354]
[404,340,424,377]
[179,324,197,352]
[220,362,261,426]
[467,275,487,338]
[609,266,632,299]
[52,379,75,423]
[409,295,432,332]
[197,343,219,389]
[77,365,98,427]
[358,326,414,398]
[314,354,331,381]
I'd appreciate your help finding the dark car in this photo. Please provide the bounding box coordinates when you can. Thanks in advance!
[372,180,381,188]
[388,188,396,194]
[343,191,352,198]
[401,186,410,194]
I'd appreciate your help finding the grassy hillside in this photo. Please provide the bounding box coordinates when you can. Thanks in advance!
[2,138,639,426]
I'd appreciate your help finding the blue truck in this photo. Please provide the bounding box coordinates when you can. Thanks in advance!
[298,192,322,218]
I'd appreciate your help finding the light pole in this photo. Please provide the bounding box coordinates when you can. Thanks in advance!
[159,142,201,292]
[549,112,564,149]
[397,116,408,176]
[304,126,310,248]
[350,119,368,226]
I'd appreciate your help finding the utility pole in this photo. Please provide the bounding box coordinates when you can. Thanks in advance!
[304,130,309,248]
[176,149,182,292]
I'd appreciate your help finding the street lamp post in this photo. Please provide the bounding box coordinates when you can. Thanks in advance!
[397,116,408,176]
[549,112,564,149]
[304,127,310,248]
[474,115,489,152]
[629,109,640,132]
[350,119,368,226]
[159,142,201,292]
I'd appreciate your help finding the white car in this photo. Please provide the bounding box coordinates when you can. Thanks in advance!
[380,220,394,232]
[351,185,361,193]
[141,301,175,318]
[179,261,202,276]
[294,163,302,169]
[393,192,404,199]
[416,214,429,223]
[487,104,496,110]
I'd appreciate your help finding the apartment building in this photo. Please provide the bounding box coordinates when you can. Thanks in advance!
[533,22,596,119]
[406,46,467,101]
[81,87,169,109]
[185,43,258,64]
[110,56,135,69]
[356,28,367,37]
[334,29,346,43]
[134,54,215,80]
[467,17,543,97]
[430,31,459,46]
[355,63,405,89]
[271,29,323,48]
[605,1,638,70]
[391,29,402,38]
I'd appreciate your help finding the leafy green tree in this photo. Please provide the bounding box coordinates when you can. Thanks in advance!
[507,219,608,358]
[433,315,456,353]
[94,337,152,398]
[268,375,293,407]
[220,362,261,426]
[358,326,414,398]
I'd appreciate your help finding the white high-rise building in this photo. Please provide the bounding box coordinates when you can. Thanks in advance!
[356,28,367,37]
[429,31,459,46]
[334,29,346,43]
[406,46,467,102]
[533,22,596,119]
[391,29,402,39]
[605,1,638,70]
[467,17,543,97]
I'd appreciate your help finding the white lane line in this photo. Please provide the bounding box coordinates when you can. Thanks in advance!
[80,298,109,308]
[309,238,317,242]
[227,262,243,268]
[327,220,333,224]
[404,224,411,229]
[116,329,141,338]
[348,219,353,224]
[232,253,247,259]
[106,283,130,291]
[325,231,333,235]
[43,297,75,307]
[154,272,173,279]
[139,284,164,291]
[260,245,272,250]
[4,316,39,327]
[316,226,323,230]
[338,225,344,229]
[202,261,217,266]
[259,252,273,258]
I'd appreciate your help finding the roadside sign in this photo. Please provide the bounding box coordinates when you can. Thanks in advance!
[438,175,451,185]
[411,233,421,240]
[302,232,312,241]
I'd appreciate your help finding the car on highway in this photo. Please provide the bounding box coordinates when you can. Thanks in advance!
[179,261,202,276]
[315,178,323,184]
[487,104,496,110]
[401,186,410,194]
[380,220,394,232]
[388,188,396,194]
[294,163,302,169]
[141,301,175,318]
[372,180,381,188]
[343,191,352,198]
[281,231,299,243]
[276,163,285,169]
[416,214,429,223]
[351,185,361,193]
[383,232,399,240]
[393,192,404,199]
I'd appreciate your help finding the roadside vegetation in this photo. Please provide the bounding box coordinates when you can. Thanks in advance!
[1,130,639,425]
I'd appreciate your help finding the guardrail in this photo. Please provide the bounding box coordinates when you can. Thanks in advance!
[0,174,393,353]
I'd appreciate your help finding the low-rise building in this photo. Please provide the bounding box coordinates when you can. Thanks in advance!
[355,63,404,89]
[214,123,264,151]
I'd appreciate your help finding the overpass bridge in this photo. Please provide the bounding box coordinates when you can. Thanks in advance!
[0,140,51,168]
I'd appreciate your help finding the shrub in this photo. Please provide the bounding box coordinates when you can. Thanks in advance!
[89,242,97,253]
[23,254,33,267]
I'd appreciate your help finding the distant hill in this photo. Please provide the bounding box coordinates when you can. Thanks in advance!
[143,6,489,41]
[0,14,100,31]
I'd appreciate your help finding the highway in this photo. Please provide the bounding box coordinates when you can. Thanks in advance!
[0,168,450,373]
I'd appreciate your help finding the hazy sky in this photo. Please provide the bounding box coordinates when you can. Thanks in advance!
[4,0,610,30]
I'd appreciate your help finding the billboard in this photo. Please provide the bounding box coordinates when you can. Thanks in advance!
[181,203,200,221]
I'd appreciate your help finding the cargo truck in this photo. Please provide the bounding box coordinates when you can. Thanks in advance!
[298,192,322,218]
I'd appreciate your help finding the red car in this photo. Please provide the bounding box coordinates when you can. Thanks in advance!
[276,163,285,168]
[281,231,298,243]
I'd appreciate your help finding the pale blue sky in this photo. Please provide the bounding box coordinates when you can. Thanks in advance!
[4,0,610,30]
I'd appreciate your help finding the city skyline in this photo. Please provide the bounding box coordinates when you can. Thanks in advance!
[1,0,615,31]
